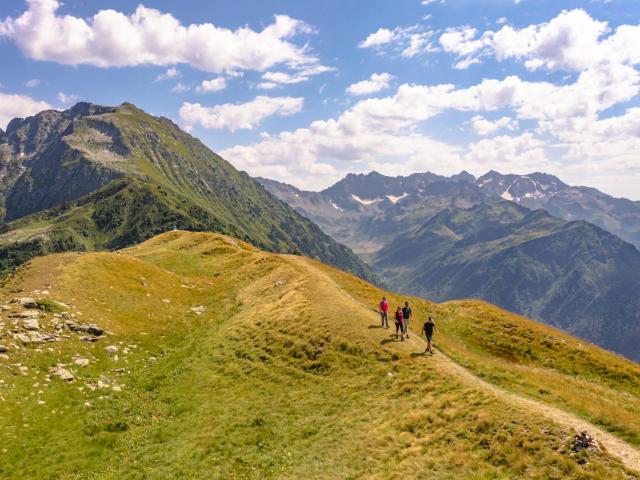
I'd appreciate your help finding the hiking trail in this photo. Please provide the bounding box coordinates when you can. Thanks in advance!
[282,254,640,473]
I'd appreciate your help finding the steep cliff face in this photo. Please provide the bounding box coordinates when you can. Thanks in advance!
[0,103,119,220]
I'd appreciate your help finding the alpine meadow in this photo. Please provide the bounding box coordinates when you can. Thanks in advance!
[1,0,639,479]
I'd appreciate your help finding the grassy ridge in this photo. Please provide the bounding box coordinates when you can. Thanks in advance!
[315,262,640,448]
[0,231,637,478]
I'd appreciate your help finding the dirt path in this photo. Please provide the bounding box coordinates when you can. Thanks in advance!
[283,255,640,474]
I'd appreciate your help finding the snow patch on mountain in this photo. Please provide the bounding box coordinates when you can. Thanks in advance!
[351,194,382,205]
[500,190,514,201]
[386,193,408,204]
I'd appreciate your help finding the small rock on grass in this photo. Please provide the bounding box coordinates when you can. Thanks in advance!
[10,310,40,320]
[50,365,74,382]
[10,297,36,307]
[73,357,90,367]
[22,318,40,330]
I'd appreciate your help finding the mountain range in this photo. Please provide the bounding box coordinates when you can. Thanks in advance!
[259,171,640,361]
[0,102,376,283]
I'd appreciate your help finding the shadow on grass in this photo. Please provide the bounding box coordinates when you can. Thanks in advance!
[410,352,427,357]
[367,325,383,329]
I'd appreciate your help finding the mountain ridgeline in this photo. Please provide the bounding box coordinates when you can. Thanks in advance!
[259,172,640,361]
[0,102,376,283]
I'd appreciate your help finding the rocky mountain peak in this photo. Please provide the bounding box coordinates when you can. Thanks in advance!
[450,170,476,183]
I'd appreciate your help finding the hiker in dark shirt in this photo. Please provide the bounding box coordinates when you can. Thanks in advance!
[421,316,438,354]
[394,306,404,340]
[402,302,412,339]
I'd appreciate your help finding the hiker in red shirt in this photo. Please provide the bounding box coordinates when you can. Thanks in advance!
[379,296,389,328]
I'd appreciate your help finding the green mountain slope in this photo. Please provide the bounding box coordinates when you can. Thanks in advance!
[0,103,376,283]
[376,200,640,361]
[0,231,639,478]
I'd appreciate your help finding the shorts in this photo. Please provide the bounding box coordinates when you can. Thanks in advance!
[426,333,433,342]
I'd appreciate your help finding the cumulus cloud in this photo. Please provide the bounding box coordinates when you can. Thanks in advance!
[257,82,279,90]
[220,83,471,187]
[218,49,640,191]
[359,25,437,57]
[259,65,334,87]
[155,67,180,81]
[197,77,227,92]
[179,96,303,132]
[471,115,518,135]
[359,28,395,48]
[465,133,548,173]
[24,79,41,88]
[0,0,323,75]
[346,73,394,96]
[57,92,79,105]
[0,92,51,130]
[439,9,640,73]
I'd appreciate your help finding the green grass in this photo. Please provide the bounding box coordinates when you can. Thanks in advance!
[316,262,640,448]
[0,231,637,479]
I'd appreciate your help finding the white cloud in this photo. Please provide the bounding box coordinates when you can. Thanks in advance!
[262,72,307,85]
[257,82,279,90]
[439,26,491,59]
[219,83,470,187]
[25,79,41,88]
[465,133,549,173]
[360,25,437,57]
[402,32,437,57]
[471,115,518,135]
[179,96,304,132]
[0,0,322,74]
[57,92,79,105]
[0,92,51,130]
[260,65,334,86]
[439,9,640,74]
[346,73,394,96]
[171,82,191,93]
[155,67,180,81]
[359,28,395,48]
[197,77,227,92]
[453,57,481,70]
[217,53,640,192]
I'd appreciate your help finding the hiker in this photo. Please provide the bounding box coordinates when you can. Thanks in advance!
[421,316,438,354]
[379,296,389,328]
[402,301,412,338]
[394,307,404,340]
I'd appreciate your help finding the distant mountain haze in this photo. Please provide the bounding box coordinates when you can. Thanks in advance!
[260,171,640,361]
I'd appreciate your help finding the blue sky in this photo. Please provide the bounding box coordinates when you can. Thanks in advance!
[1,0,639,199]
